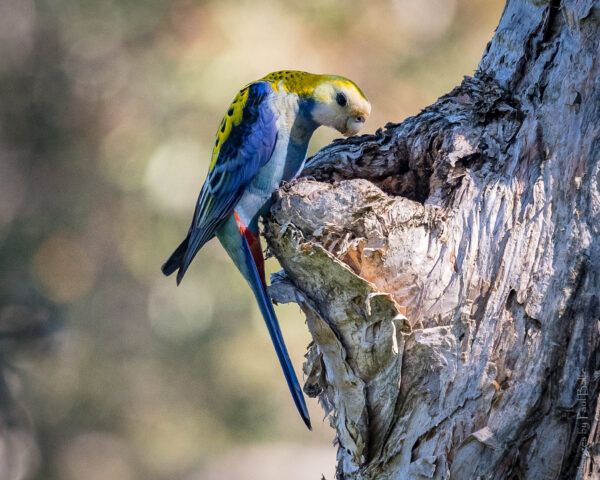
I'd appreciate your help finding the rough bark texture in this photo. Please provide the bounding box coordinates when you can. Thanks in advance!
[264,1,600,478]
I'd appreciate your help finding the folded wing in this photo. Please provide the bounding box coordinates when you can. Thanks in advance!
[162,81,278,282]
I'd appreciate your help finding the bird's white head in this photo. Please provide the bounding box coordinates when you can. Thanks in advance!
[261,71,371,137]
[310,75,371,136]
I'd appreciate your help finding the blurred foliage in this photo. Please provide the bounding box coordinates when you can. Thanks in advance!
[0,0,504,478]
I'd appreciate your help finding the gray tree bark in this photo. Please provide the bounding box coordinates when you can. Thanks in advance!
[264,1,600,478]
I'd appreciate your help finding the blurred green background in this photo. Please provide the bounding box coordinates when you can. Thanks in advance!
[0,0,504,478]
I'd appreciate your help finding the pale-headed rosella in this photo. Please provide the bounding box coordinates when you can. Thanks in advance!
[162,70,371,429]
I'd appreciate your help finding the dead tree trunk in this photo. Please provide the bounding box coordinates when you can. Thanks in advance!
[264,1,600,478]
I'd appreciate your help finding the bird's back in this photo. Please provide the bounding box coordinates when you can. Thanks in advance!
[162,80,279,281]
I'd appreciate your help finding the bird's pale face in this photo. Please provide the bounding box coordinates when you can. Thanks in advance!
[311,78,371,136]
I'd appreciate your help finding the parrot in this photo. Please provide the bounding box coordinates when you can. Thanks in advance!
[162,70,370,429]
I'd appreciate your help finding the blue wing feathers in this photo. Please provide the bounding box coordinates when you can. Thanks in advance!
[163,82,278,282]
[240,233,312,429]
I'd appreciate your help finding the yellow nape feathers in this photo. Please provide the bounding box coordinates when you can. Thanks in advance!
[261,70,368,103]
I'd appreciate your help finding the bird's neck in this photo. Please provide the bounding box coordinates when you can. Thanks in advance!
[291,98,319,145]
[275,97,318,181]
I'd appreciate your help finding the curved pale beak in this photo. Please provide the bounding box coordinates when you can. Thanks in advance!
[344,114,367,136]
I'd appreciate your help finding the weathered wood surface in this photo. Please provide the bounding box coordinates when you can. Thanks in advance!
[265,1,600,478]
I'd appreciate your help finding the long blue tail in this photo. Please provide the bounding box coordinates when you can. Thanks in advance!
[240,234,312,430]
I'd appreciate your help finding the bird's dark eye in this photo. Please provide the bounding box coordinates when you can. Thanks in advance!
[336,92,347,107]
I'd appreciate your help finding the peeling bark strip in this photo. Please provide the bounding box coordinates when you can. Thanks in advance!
[265,1,600,479]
